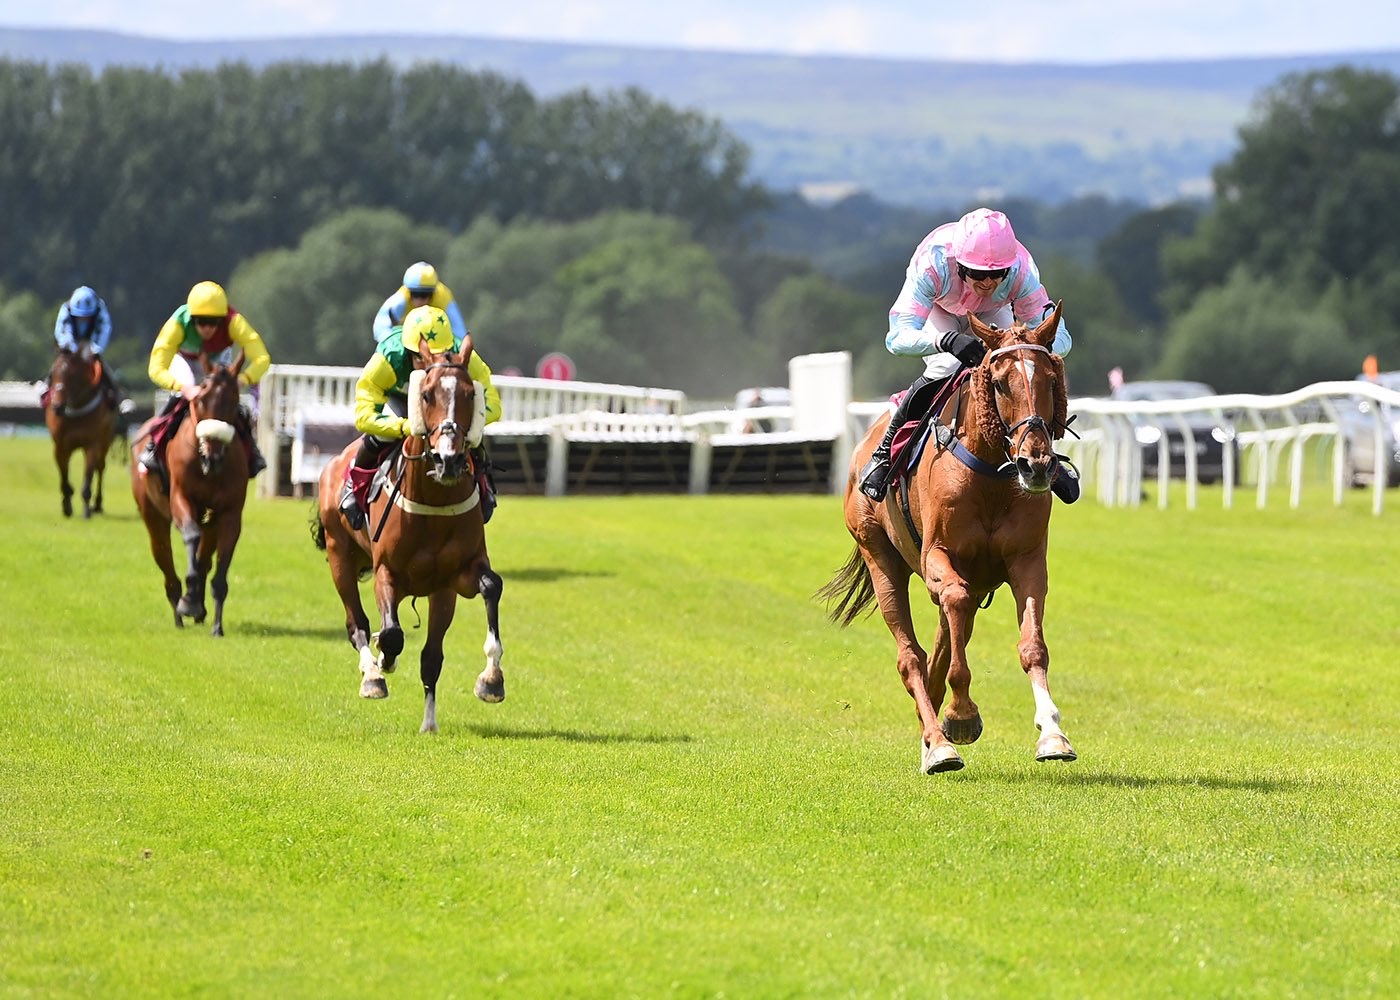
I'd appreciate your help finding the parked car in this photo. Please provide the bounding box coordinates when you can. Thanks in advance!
[1338,371,1400,487]
[1111,380,1239,484]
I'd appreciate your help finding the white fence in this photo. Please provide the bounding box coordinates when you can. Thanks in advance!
[1061,381,1400,514]
[255,354,852,499]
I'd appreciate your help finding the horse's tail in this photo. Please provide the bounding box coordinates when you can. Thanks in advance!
[814,546,876,627]
[309,503,327,551]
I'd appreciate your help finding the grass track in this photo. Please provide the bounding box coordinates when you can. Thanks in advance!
[1,438,1397,998]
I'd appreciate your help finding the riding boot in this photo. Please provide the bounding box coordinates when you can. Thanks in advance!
[339,438,383,530]
[858,374,940,501]
[139,439,160,474]
[1051,461,1081,504]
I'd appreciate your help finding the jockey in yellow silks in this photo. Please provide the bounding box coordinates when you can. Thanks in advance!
[140,280,272,476]
[340,304,502,528]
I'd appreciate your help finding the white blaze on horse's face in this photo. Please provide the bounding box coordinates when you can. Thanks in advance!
[436,374,459,460]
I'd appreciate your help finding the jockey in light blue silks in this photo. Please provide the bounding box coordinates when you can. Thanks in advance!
[53,286,121,407]
[371,261,470,345]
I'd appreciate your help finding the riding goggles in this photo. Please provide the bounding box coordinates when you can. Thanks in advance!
[959,265,1010,282]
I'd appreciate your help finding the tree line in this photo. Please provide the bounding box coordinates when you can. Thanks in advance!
[2,58,1398,399]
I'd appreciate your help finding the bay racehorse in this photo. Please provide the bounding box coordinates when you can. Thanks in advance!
[130,353,249,636]
[45,347,118,519]
[311,338,503,734]
[818,304,1077,774]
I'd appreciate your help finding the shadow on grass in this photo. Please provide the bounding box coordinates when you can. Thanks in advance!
[504,566,615,583]
[238,621,351,641]
[464,723,692,745]
[973,769,1314,792]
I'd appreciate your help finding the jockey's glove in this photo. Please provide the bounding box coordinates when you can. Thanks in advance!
[939,331,988,367]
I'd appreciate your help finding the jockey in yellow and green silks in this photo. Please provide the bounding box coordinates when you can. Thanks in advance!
[371,261,470,345]
[340,305,502,528]
[140,281,272,476]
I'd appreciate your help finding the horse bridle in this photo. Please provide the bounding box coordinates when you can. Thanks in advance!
[983,342,1058,475]
[50,356,104,418]
[407,360,473,458]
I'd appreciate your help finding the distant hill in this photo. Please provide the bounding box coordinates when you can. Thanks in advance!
[5,27,1400,206]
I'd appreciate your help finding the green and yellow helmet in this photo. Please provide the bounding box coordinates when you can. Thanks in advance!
[401,305,455,354]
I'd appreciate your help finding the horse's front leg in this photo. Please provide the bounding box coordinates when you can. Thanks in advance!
[923,547,983,748]
[53,438,74,518]
[366,565,404,699]
[89,439,107,515]
[1008,561,1076,763]
[470,566,505,703]
[419,590,458,734]
[206,509,242,637]
[173,498,208,624]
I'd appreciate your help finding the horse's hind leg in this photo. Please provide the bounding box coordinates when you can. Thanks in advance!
[472,567,504,703]
[420,591,458,734]
[89,439,107,515]
[323,530,380,697]
[138,498,183,627]
[857,539,961,773]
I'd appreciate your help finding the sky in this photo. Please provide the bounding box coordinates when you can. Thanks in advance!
[4,0,1400,64]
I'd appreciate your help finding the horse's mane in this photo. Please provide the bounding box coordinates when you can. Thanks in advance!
[969,333,1069,447]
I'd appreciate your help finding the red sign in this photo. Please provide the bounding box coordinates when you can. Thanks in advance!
[535,351,577,381]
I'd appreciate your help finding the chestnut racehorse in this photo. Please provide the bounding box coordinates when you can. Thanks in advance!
[130,353,249,636]
[311,338,503,734]
[45,347,117,519]
[818,304,1077,774]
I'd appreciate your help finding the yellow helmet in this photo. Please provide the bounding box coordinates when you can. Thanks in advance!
[187,281,228,318]
[403,261,439,295]
[401,305,454,353]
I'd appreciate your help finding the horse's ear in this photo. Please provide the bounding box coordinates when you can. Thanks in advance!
[412,345,431,369]
[232,350,246,376]
[1033,301,1063,348]
[198,350,211,376]
[967,313,999,346]
[458,333,474,367]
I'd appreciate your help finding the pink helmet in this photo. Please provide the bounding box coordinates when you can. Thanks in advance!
[952,208,1018,270]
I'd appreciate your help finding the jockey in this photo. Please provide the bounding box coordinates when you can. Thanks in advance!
[340,304,502,529]
[53,286,120,407]
[139,280,272,477]
[371,260,470,345]
[856,207,1079,504]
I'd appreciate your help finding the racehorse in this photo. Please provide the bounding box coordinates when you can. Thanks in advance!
[45,347,118,519]
[311,338,503,734]
[817,304,1077,774]
[130,353,249,636]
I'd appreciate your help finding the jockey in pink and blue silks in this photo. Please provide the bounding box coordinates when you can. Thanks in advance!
[857,207,1079,504]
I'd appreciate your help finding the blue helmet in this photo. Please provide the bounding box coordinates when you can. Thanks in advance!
[68,286,99,318]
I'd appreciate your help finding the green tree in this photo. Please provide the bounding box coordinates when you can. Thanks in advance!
[230,207,448,366]
[0,286,53,381]
[1157,268,1360,393]
[752,274,881,385]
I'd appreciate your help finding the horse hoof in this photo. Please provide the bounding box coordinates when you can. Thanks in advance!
[360,677,389,699]
[210,624,224,638]
[921,741,965,774]
[943,714,984,745]
[475,677,505,703]
[1035,733,1078,762]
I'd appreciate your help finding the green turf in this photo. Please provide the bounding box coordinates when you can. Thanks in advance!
[1,438,1396,998]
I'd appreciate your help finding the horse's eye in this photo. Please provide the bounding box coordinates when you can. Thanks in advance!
[420,388,433,404]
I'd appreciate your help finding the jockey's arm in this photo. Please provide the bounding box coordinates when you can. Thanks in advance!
[228,314,272,384]
[466,351,503,425]
[372,291,405,344]
[148,316,189,392]
[353,354,411,439]
[53,307,80,352]
[92,302,114,354]
[1009,272,1072,356]
[885,260,952,357]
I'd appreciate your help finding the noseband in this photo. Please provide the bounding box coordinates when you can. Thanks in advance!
[983,343,1057,475]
